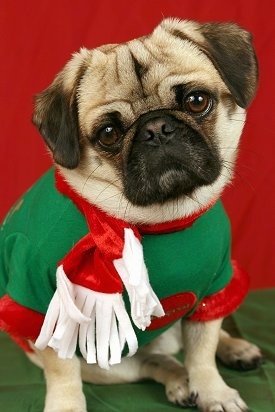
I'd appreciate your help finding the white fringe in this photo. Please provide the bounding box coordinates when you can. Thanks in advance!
[35,228,164,369]
[35,266,138,369]
[113,228,165,330]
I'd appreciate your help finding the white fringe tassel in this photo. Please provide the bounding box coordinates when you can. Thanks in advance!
[35,266,138,369]
[35,228,164,369]
[113,228,165,330]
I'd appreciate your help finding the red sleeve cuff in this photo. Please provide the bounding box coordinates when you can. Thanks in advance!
[0,295,44,352]
[189,260,249,322]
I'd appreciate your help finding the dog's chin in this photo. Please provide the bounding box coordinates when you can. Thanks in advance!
[123,162,222,207]
[123,174,204,207]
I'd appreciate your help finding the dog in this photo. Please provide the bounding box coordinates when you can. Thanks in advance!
[0,18,263,412]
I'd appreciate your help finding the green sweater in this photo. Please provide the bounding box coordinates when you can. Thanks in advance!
[0,168,246,349]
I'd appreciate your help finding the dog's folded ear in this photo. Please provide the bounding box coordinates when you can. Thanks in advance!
[198,22,259,108]
[32,49,90,169]
[160,19,258,108]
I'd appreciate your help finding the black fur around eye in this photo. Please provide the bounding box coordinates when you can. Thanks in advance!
[184,92,213,116]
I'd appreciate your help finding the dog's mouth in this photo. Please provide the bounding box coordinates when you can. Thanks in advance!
[123,113,221,206]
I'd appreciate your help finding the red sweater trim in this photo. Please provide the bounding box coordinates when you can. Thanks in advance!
[189,260,249,321]
[0,295,44,352]
[139,201,215,234]
[0,261,249,352]
[146,260,249,329]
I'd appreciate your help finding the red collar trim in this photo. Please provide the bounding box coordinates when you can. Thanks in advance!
[138,203,214,234]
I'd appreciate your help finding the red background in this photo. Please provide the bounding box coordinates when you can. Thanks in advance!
[1,1,274,289]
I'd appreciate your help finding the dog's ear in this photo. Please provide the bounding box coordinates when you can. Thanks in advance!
[160,19,258,108]
[32,49,90,169]
[198,22,259,108]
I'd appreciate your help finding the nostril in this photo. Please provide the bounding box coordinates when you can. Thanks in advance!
[143,129,155,141]
[162,122,175,135]
[147,120,173,138]
[146,119,166,137]
[136,115,179,144]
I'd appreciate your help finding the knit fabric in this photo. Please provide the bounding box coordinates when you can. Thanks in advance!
[0,168,249,361]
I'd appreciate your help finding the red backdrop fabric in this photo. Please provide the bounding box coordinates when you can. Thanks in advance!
[1,0,274,289]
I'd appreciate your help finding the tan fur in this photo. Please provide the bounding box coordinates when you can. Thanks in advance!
[57,29,246,223]
[30,18,261,412]
[28,323,262,411]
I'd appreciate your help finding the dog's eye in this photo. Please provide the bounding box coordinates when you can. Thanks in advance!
[185,92,212,115]
[97,125,120,147]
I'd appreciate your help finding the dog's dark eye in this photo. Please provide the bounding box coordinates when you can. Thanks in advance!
[97,125,120,147]
[185,92,212,115]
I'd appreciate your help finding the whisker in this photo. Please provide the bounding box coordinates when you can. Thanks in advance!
[172,197,179,220]
[94,178,121,202]
[230,118,246,124]
[98,190,123,202]
[187,193,206,209]
[123,199,132,221]
[80,164,102,197]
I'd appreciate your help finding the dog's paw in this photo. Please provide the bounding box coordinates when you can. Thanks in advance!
[217,336,263,371]
[196,387,248,412]
[44,393,87,412]
[188,367,248,412]
[165,371,196,407]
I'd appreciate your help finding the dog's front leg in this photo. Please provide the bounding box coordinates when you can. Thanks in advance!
[36,347,87,412]
[182,318,248,412]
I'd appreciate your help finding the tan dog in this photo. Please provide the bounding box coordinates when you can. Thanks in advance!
[1,18,262,412]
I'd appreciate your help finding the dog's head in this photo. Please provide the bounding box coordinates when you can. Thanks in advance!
[33,18,258,224]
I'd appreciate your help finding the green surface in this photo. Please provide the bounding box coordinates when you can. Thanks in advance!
[0,289,275,411]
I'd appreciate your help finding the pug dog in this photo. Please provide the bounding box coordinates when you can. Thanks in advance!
[0,18,263,412]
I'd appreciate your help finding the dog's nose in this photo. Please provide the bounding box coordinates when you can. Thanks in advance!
[136,116,178,145]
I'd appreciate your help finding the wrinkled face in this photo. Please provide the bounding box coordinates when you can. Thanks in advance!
[33,18,258,223]
[77,39,240,207]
